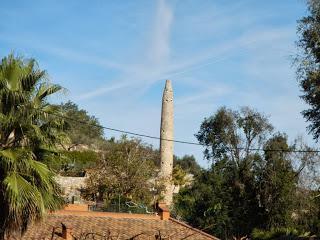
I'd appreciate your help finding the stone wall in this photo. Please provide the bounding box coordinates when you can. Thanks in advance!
[56,175,87,203]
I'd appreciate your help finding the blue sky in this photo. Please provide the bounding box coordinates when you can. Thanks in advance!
[0,0,311,167]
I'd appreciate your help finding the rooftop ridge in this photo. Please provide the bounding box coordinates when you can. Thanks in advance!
[51,210,161,220]
[169,217,220,240]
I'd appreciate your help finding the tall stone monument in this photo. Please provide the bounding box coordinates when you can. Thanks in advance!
[160,79,174,206]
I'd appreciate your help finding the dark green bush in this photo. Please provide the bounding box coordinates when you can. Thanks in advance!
[252,228,315,240]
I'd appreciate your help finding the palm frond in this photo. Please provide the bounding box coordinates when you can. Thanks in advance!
[0,54,66,238]
[36,83,62,101]
[20,70,46,93]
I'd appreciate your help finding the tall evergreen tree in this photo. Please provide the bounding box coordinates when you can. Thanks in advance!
[296,0,320,139]
[256,133,297,229]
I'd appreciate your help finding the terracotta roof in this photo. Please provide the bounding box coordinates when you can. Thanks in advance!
[13,210,218,240]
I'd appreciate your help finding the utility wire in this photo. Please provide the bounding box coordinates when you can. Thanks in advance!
[44,110,320,154]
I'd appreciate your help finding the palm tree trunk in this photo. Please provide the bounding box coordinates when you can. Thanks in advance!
[0,172,7,240]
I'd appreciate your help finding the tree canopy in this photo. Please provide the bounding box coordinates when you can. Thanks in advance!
[0,54,66,239]
[296,0,320,140]
[59,101,104,150]
[174,107,320,239]
[196,106,273,163]
[174,154,202,175]
[82,136,163,211]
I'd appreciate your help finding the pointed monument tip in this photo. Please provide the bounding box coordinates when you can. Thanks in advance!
[164,79,172,90]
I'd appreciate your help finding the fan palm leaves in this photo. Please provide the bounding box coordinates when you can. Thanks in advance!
[0,54,68,239]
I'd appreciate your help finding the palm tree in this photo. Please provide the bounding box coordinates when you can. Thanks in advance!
[0,54,67,239]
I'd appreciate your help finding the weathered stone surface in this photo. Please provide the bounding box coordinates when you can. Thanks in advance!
[56,175,87,203]
[160,80,174,206]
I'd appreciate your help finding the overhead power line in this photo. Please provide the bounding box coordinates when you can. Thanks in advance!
[44,111,320,154]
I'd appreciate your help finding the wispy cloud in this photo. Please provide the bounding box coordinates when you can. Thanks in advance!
[75,25,294,100]
[76,82,131,100]
[0,34,130,72]
[175,85,232,106]
[148,0,173,65]
[76,0,175,100]
[2,1,293,103]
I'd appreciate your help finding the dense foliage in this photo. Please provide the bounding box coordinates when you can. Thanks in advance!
[0,55,66,239]
[296,0,320,140]
[251,227,314,240]
[174,107,320,239]
[59,101,104,150]
[58,150,100,177]
[82,136,164,210]
[174,154,201,175]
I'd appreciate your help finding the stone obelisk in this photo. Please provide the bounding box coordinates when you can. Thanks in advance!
[160,79,174,206]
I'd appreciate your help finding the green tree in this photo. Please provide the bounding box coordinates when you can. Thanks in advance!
[296,0,320,140]
[0,54,66,239]
[196,107,273,235]
[83,136,162,208]
[288,137,320,234]
[196,106,273,164]
[59,101,104,150]
[174,160,233,238]
[295,2,320,230]
[256,133,297,229]
[59,150,100,177]
[172,165,187,186]
[174,155,201,175]
[175,107,320,238]
[175,107,273,238]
